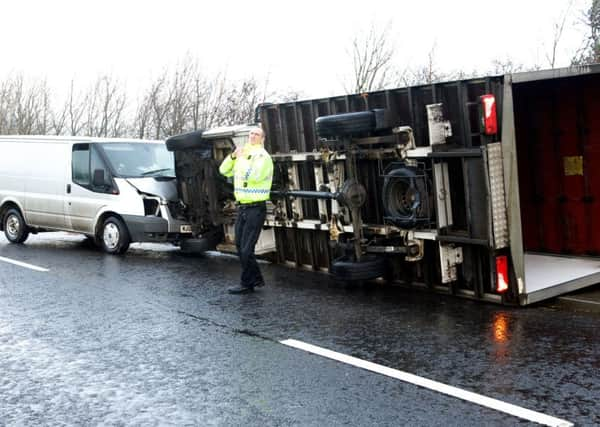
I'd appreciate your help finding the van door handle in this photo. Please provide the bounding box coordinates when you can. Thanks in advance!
[66,184,71,194]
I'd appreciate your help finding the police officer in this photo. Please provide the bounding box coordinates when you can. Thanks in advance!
[219,127,273,294]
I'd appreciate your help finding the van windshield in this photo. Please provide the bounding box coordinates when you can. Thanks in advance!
[99,143,175,178]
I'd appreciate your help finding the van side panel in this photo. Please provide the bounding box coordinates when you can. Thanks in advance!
[23,142,70,228]
[66,179,142,234]
[0,141,27,213]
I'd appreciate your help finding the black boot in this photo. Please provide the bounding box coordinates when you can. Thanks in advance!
[227,285,254,294]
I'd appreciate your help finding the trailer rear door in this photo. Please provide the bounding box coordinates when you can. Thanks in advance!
[504,65,600,304]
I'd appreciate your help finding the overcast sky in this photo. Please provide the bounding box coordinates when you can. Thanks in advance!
[0,0,590,99]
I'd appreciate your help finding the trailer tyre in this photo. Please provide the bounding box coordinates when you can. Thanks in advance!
[100,216,130,255]
[316,111,376,138]
[180,237,215,255]
[3,208,30,244]
[181,228,223,255]
[165,130,206,151]
[330,255,386,281]
[382,166,428,229]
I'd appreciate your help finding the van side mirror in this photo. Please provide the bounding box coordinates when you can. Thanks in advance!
[92,169,105,187]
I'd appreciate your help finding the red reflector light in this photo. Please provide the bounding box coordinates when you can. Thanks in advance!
[496,255,509,293]
[480,94,498,135]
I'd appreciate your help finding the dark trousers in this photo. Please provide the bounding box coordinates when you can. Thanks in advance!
[235,203,267,288]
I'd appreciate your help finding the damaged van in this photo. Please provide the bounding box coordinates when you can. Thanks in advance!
[0,136,192,253]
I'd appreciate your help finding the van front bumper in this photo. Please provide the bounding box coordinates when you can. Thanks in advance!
[121,215,191,243]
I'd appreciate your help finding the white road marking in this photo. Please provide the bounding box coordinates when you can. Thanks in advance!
[0,256,49,272]
[281,339,572,427]
[559,296,600,306]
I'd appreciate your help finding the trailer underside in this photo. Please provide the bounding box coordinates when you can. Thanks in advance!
[167,65,600,306]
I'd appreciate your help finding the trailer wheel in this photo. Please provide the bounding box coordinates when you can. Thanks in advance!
[181,228,223,255]
[165,130,207,151]
[3,208,30,244]
[180,237,215,255]
[330,255,386,281]
[100,216,130,255]
[316,111,376,138]
[382,166,428,229]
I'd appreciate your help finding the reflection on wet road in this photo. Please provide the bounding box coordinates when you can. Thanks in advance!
[0,233,598,425]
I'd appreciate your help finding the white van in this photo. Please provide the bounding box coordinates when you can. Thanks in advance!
[0,136,192,254]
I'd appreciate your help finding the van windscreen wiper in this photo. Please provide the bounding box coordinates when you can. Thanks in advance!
[140,168,174,177]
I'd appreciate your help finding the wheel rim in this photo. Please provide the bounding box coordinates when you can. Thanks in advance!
[390,180,420,215]
[6,214,20,239]
[103,223,120,250]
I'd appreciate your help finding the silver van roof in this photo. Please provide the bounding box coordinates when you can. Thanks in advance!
[0,135,162,144]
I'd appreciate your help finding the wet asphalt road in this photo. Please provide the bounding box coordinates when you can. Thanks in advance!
[0,233,598,426]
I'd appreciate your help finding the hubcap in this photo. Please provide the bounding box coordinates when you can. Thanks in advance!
[103,223,120,250]
[6,214,20,239]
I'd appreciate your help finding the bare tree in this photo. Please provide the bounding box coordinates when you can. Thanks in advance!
[199,72,230,128]
[189,71,211,131]
[82,75,127,137]
[490,57,527,74]
[401,43,450,86]
[163,57,195,136]
[148,72,170,139]
[64,80,88,136]
[11,76,34,134]
[51,101,68,136]
[98,76,127,137]
[134,65,198,140]
[189,71,265,130]
[30,80,52,135]
[345,23,395,93]
[1,53,304,139]
[222,77,263,125]
[133,91,153,139]
[134,62,197,139]
[572,0,600,64]
[0,74,53,135]
[0,79,11,133]
[544,1,575,68]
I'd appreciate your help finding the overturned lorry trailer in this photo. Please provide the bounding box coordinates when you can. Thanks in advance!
[169,64,600,305]
[259,64,600,305]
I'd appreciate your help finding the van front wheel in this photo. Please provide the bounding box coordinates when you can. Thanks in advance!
[3,208,30,244]
[101,216,130,255]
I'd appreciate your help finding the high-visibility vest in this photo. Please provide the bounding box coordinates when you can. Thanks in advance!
[219,144,273,204]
